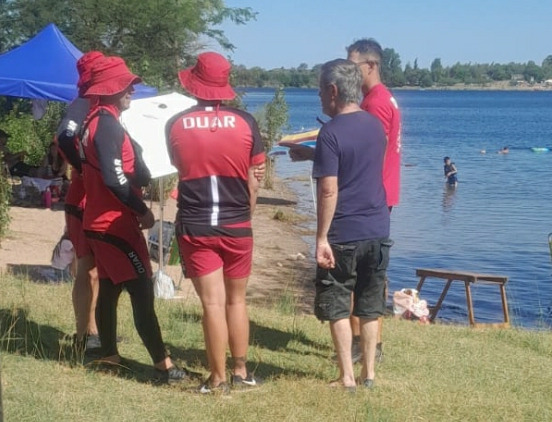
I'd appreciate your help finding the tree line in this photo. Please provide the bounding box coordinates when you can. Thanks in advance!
[0,0,256,89]
[232,49,552,88]
[0,0,256,162]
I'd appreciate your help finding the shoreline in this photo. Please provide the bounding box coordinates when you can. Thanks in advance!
[237,83,552,92]
[393,83,552,91]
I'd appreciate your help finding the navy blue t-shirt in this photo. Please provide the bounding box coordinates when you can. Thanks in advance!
[312,111,390,244]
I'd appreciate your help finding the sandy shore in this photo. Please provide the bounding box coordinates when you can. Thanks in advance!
[0,178,313,309]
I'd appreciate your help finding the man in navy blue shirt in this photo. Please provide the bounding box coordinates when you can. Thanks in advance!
[313,58,392,391]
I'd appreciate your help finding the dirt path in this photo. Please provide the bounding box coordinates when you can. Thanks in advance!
[0,179,314,310]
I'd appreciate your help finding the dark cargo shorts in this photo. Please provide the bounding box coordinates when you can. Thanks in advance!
[314,238,393,321]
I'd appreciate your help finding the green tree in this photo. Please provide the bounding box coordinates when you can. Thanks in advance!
[524,60,543,83]
[542,55,552,79]
[542,55,552,68]
[388,69,406,87]
[3,0,256,88]
[256,87,288,189]
[381,48,402,87]
[419,69,433,87]
[430,58,443,83]
[0,151,11,244]
[487,63,509,81]
[404,63,419,86]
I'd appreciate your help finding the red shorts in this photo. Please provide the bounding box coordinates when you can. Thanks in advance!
[84,222,152,284]
[177,235,253,279]
[65,205,92,259]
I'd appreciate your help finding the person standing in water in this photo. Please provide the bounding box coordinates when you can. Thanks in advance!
[443,157,458,187]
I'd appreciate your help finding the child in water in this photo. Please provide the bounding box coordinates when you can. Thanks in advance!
[443,157,458,187]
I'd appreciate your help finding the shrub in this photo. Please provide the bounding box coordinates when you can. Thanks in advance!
[254,87,288,189]
[0,102,65,166]
[0,151,11,244]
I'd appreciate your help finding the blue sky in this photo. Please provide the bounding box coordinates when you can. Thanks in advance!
[212,0,552,69]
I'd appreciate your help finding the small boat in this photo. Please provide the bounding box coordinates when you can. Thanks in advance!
[278,129,319,146]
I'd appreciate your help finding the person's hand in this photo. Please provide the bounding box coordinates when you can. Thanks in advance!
[288,145,315,162]
[137,209,155,230]
[253,163,266,181]
[316,238,335,269]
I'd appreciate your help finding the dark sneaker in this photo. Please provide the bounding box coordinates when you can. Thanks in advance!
[329,379,356,393]
[362,379,375,389]
[198,378,230,395]
[351,341,362,364]
[72,334,101,362]
[231,372,263,390]
[85,334,102,350]
[375,342,384,363]
[153,365,190,385]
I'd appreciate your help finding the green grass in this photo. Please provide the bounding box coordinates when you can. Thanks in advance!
[1,273,551,422]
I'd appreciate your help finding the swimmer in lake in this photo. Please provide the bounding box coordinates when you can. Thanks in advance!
[498,146,509,154]
[443,156,457,187]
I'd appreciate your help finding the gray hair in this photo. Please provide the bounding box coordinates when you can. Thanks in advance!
[320,59,362,104]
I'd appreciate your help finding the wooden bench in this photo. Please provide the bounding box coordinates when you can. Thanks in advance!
[415,268,510,328]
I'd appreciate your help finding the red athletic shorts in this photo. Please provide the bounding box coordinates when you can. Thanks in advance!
[177,234,253,279]
[84,221,152,284]
[65,205,92,259]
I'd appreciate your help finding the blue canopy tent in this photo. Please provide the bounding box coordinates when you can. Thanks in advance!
[0,23,156,102]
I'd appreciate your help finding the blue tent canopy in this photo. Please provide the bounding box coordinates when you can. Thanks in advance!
[0,23,157,102]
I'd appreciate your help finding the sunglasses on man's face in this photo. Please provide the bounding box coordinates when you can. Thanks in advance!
[355,60,379,68]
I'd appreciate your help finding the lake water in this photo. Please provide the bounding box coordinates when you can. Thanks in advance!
[243,88,552,329]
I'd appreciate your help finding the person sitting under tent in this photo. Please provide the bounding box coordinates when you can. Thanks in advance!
[37,141,68,180]
[0,129,38,177]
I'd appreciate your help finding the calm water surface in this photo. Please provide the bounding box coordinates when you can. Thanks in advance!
[243,88,552,328]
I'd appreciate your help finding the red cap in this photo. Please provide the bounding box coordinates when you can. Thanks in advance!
[178,52,235,101]
[83,56,142,97]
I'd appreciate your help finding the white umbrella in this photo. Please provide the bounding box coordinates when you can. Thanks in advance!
[121,92,197,295]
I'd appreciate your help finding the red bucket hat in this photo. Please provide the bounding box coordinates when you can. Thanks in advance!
[84,56,142,97]
[178,52,235,101]
[77,51,104,96]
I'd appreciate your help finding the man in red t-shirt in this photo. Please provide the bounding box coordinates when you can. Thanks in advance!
[347,38,401,363]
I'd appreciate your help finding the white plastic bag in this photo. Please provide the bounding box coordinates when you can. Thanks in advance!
[153,270,175,299]
[393,288,430,322]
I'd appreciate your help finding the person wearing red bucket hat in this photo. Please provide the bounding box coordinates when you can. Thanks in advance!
[56,51,104,356]
[178,52,236,101]
[77,51,105,97]
[79,55,191,383]
[166,52,266,393]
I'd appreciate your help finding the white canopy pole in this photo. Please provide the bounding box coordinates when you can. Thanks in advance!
[158,176,164,274]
